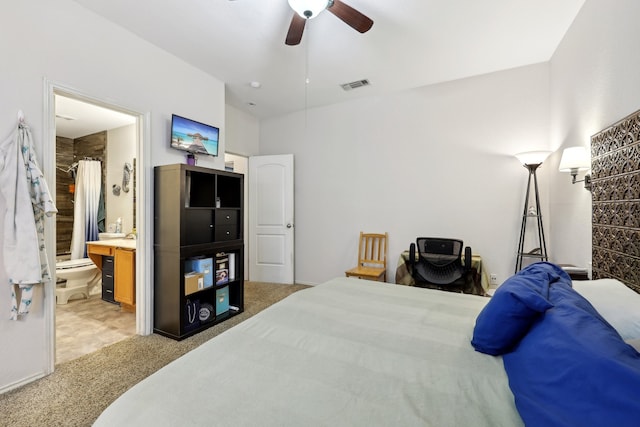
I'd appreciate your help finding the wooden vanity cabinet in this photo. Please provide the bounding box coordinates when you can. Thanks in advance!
[114,248,136,309]
[87,242,136,311]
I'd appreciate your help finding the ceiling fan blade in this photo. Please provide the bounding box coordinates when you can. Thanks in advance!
[285,13,306,45]
[328,0,373,33]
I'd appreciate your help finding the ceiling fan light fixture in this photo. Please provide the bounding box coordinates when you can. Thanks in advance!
[288,0,329,19]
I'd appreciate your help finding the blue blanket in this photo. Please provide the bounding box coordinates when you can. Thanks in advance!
[473,263,640,427]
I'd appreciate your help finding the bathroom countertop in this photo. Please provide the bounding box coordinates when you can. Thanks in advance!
[87,238,137,250]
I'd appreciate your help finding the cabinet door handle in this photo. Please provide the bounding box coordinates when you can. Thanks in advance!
[226,215,230,219]
[226,231,230,235]
[210,224,214,228]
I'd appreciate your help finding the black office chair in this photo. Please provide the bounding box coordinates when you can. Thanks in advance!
[409,237,473,292]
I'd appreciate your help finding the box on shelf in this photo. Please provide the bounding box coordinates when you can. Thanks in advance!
[184,272,204,295]
[216,286,230,315]
[186,257,213,288]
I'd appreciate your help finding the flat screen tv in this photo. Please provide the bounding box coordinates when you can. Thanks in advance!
[171,114,219,156]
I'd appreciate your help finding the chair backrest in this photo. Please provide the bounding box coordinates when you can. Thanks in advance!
[358,232,388,269]
[416,237,463,267]
[412,237,465,286]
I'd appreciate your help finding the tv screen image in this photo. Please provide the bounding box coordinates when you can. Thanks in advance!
[171,114,219,156]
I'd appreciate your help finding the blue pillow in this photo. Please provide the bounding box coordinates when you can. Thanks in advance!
[470,262,566,355]
[503,279,640,427]
[515,261,571,285]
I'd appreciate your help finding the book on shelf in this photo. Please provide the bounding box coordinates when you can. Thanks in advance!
[215,268,229,285]
[228,253,236,280]
[215,252,229,284]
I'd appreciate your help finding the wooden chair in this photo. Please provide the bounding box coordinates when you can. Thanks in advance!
[345,232,388,282]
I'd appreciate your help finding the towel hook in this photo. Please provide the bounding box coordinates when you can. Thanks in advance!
[17,110,25,123]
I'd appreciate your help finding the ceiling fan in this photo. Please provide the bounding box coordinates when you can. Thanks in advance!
[285,0,374,46]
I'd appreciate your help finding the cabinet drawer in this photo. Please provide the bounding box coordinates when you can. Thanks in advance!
[215,224,239,241]
[88,245,114,256]
[215,209,238,225]
[102,287,115,303]
[102,256,115,274]
[103,275,114,288]
[102,273,115,303]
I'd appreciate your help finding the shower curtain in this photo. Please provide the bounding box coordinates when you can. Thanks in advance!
[70,160,102,259]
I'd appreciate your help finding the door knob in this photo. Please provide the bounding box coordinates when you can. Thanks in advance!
[286,223,293,229]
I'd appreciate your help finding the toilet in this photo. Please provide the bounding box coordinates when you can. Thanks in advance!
[55,258,101,305]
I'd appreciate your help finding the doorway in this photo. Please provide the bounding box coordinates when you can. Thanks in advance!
[248,154,295,284]
[224,153,249,280]
[50,90,143,365]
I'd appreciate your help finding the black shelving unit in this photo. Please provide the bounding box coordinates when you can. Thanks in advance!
[153,164,244,340]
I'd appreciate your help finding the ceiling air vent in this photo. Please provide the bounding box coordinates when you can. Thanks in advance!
[340,79,371,91]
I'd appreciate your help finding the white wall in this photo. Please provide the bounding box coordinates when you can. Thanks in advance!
[548,0,640,271]
[260,63,551,285]
[225,105,260,156]
[0,0,226,392]
[224,105,261,283]
[106,124,136,235]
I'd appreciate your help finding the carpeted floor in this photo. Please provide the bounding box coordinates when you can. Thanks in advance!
[0,281,309,427]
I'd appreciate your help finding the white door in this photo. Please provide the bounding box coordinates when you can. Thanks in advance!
[249,154,294,284]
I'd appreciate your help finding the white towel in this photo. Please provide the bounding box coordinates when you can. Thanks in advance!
[0,122,57,319]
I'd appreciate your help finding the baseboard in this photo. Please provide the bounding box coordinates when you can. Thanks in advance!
[0,371,48,395]
[292,280,319,286]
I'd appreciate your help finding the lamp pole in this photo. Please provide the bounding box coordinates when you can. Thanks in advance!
[515,163,548,273]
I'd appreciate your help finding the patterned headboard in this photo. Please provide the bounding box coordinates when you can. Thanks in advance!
[591,109,640,293]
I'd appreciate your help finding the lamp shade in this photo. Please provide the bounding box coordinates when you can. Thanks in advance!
[288,0,329,19]
[514,151,552,166]
[559,146,590,172]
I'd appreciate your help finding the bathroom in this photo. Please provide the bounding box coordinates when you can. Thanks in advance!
[54,94,138,364]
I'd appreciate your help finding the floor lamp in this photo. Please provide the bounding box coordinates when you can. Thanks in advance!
[514,151,552,273]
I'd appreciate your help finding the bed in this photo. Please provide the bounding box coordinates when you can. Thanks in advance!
[94,269,640,427]
[95,277,521,426]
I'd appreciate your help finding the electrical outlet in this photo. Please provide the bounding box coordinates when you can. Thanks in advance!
[490,274,498,286]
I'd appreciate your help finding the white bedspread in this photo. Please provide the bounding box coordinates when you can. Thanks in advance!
[94,278,523,426]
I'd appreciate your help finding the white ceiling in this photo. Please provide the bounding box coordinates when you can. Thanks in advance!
[55,95,136,139]
[70,0,585,121]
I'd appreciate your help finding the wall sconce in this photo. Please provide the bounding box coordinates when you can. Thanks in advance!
[558,146,591,191]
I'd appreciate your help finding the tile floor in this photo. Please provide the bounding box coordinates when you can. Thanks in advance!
[55,293,136,365]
